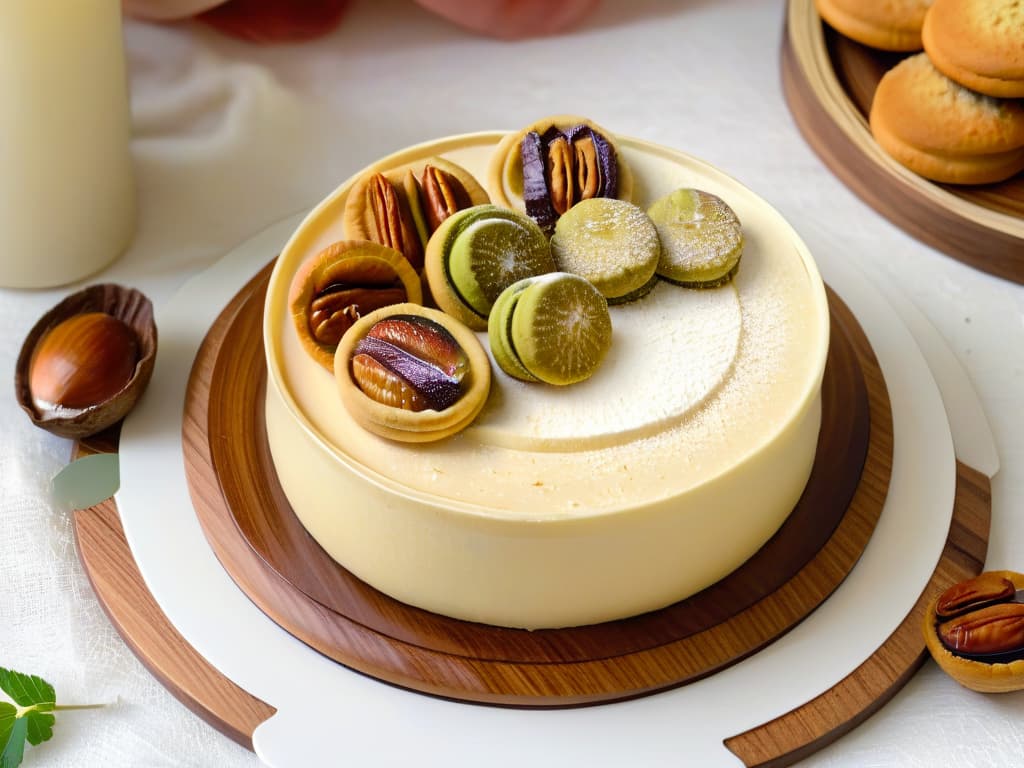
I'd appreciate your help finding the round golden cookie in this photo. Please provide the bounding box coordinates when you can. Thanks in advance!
[869,53,1024,184]
[814,0,932,51]
[923,0,1024,98]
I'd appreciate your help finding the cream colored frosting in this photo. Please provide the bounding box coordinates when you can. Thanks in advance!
[263,133,829,629]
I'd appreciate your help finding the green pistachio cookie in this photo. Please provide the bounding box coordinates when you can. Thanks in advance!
[488,273,612,386]
[647,188,744,288]
[425,204,555,330]
[549,197,661,304]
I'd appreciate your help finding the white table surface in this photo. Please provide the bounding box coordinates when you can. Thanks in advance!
[2,1,1023,766]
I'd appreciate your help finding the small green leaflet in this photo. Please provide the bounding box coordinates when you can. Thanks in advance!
[1,705,28,768]
[0,668,103,768]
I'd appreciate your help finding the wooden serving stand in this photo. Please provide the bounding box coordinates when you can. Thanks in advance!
[781,0,1024,283]
[72,261,992,766]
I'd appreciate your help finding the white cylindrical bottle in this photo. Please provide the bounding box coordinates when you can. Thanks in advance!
[0,1,136,288]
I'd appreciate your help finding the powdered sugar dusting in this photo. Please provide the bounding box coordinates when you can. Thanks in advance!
[470,280,741,449]
[550,197,660,291]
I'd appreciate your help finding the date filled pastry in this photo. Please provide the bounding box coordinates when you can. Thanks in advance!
[487,114,634,233]
[869,53,1024,184]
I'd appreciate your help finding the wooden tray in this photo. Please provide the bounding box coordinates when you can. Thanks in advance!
[70,262,993,764]
[781,0,1024,283]
[184,261,875,706]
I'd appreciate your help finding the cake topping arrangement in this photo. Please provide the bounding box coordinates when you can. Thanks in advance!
[648,188,745,287]
[289,239,422,370]
[286,117,749,442]
[15,283,157,439]
[487,272,612,385]
[424,204,556,330]
[334,303,491,442]
[342,156,490,271]
[925,570,1024,692]
[550,197,661,303]
[265,117,827,632]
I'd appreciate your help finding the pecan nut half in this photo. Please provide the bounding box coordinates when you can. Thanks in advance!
[367,172,424,271]
[343,157,490,271]
[936,572,1017,619]
[289,240,423,370]
[938,602,1024,659]
[421,164,473,232]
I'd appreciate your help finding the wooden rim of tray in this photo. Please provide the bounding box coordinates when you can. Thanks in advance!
[180,259,884,706]
[781,0,1024,283]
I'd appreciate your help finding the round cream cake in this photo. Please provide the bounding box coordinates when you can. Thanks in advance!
[263,132,830,630]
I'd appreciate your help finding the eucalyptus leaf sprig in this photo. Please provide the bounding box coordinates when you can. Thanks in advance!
[0,668,107,768]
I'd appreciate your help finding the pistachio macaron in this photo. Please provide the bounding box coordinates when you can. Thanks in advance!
[647,188,744,288]
[424,204,556,330]
[488,272,612,386]
[549,197,661,304]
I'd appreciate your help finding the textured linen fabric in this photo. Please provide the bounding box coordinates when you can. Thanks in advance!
[1,1,1023,766]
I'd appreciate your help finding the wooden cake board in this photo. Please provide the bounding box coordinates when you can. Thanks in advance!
[781,0,1024,284]
[71,262,992,765]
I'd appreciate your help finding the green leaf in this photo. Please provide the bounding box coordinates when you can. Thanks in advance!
[0,668,61,765]
[0,668,105,765]
[21,712,54,749]
[0,670,54,710]
[0,704,26,768]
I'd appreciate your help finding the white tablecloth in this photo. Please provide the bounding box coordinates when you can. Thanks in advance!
[2,1,1023,765]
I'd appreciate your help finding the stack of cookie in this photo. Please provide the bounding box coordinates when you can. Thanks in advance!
[816,0,1024,185]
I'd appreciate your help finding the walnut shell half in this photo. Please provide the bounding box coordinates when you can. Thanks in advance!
[15,284,157,439]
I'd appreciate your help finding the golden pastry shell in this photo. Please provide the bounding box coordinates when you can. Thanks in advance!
[333,303,491,443]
